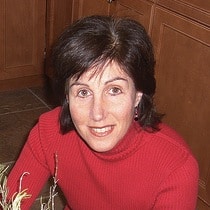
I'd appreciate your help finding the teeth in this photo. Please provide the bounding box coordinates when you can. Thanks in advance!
[92,126,111,133]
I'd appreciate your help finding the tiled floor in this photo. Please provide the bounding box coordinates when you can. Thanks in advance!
[0,86,65,209]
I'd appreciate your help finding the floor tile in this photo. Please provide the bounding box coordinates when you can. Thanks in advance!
[28,86,58,109]
[0,89,46,115]
[0,107,50,163]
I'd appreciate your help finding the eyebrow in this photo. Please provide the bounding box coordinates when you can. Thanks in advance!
[104,77,128,85]
[69,82,88,88]
[69,77,128,88]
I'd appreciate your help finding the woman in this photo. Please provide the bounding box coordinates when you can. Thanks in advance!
[7,15,198,209]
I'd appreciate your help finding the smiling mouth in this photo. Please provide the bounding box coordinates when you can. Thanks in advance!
[90,126,114,137]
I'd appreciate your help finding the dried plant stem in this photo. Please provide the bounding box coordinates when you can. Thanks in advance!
[41,153,59,210]
[0,153,59,210]
[0,164,31,210]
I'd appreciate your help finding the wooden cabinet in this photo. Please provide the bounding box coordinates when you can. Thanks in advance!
[46,0,73,50]
[71,0,154,33]
[109,0,153,32]
[157,0,210,27]
[45,0,74,77]
[0,0,46,90]
[0,0,74,90]
[150,2,210,210]
[72,0,110,21]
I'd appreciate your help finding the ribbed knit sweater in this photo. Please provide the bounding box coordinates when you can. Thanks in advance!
[7,107,198,210]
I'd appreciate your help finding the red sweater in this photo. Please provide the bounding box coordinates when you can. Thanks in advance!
[7,107,198,209]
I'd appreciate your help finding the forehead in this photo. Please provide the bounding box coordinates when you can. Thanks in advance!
[70,61,130,83]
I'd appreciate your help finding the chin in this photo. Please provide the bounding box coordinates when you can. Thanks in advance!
[90,144,115,153]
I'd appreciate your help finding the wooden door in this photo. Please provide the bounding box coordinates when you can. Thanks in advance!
[0,0,46,90]
[72,0,110,22]
[151,6,210,209]
[157,0,210,27]
[45,0,74,77]
[46,0,74,48]
[109,0,153,33]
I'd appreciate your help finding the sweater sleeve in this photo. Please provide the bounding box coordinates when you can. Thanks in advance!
[7,123,51,210]
[153,154,199,210]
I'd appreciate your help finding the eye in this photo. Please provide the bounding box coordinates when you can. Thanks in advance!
[77,89,91,98]
[108,87,122,95]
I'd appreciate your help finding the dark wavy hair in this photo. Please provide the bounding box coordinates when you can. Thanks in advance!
[52,15,163,134]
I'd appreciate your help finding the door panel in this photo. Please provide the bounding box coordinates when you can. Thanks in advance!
[109,0,153,32]
[0,0,46,81]
[157,0,210,26]
[72,0,109,21]
[151,6,210,209]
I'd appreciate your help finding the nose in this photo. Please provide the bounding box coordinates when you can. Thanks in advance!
[90,96,105,122]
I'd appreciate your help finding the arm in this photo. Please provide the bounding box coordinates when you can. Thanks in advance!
[7,124,51,209]
[154,155,199,210]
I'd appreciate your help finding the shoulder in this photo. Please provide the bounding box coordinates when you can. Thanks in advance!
[30,107,79,155]
[27,107,63,146]
[39,106,61,122]
[37,107,61,131]
[36,107,78,141]
[155,123,192,152]
[141,123,198,172]
[28,107,63,141]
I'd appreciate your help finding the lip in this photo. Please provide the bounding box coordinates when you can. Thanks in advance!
[89,125,114,137]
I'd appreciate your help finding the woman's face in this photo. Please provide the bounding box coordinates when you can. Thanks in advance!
[68,61,142,152]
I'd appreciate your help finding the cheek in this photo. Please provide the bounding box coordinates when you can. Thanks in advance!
[69,104,87,125]
[111,100,135,118]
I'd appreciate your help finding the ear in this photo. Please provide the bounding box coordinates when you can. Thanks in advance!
[66,94,69,103]
[135,91,143,107]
